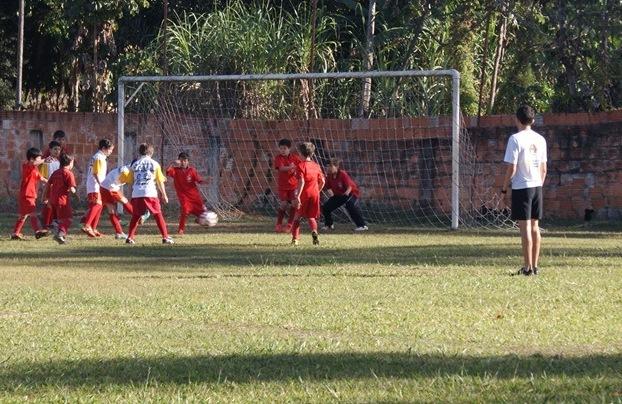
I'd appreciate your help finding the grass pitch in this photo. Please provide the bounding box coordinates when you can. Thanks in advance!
[0,220,621,402]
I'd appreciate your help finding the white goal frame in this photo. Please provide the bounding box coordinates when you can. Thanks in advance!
[117,70,462,229]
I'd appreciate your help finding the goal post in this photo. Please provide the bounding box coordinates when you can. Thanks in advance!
[116,70,486,229]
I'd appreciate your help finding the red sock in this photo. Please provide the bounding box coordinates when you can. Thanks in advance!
[287,206,297,225]
[154,213,169,238]
[13,216,26,235]
[178,214,187,232]
[291,219,301,240]
[123,202,133,215]
[85,203,102,227]
[128,214,140,239]
[276,209,286,226]
[30,216,41,232]
[58,218,72,235]
[92,205,103,230]
[41,205,52,229]
[109,213,123,234]
[309,218,318,233]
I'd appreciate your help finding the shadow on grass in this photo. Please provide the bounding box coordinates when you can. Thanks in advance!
[0,352,620,389]
[0,242,620,272]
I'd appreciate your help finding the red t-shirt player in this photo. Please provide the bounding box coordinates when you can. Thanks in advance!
[273,138,302,233]
[11,147,48,240]
[166,152,208,235]
[291,142,325,246]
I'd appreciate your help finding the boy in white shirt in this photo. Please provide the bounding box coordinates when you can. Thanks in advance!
[125,144,173,244]
[83,139,114,237]
[502,105,547,276]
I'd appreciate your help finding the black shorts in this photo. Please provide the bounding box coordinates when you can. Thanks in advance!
[511,187,543,221]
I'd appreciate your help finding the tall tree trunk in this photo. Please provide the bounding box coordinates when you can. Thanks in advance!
[358,0,376,118]
[476,10,492,124]
[162,0,169,75]
[488,15,507,114]
[305,0,319,119]
[93,22,98,112]
[16,0,24,109]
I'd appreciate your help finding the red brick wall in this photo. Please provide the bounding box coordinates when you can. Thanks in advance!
[1,110,621,220]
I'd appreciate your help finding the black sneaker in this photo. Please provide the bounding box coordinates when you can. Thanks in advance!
[53,234,66,245]
[125,238,136,245]
[35,230,49,239]
[512,267,531,276]
[532,267,539,275]
[311,231,319,245]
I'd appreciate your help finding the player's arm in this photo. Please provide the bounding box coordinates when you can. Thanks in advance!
[318,173,325,192]
[540,162,547,185]
[501,163,516,194]
[155,166,169,204]
[43,180,50,205]
[92,158,104,185]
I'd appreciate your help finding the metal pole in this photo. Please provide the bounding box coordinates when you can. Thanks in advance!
[16,0,24,109]
[117,80,125,167]
[451,71,461,230]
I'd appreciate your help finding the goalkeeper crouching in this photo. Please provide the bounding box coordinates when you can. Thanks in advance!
[322,158,368,232]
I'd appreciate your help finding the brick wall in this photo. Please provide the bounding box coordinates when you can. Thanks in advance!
[1,110,621,220]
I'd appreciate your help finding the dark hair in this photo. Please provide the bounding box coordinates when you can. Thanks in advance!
[26,147,42,160]
[178,152,189,160]
[59,153,74,167]
[138,143,154,156]
[516,105,535,125]
[49,140,61,149]
[298,142,316,158]
[278,138,292,148]
[98,138,113,150]
[328,158,342,169]
[53,130,66,140]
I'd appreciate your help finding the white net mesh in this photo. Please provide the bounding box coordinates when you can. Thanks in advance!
[121,73,513,228]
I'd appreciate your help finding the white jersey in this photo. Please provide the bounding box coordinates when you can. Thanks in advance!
[503,128,547,190]
[101,166,130,192]
[129,156,166,198]
[39,158,60,179]
[86,150,107,193]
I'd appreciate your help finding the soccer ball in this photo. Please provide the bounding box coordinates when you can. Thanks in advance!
[198,210,218,227]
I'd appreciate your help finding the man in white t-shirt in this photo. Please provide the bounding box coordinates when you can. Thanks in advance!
[502,105,547,276]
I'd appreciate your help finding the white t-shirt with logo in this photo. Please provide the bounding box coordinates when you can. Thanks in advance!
[503,128,547,190]
[129,156,166,198]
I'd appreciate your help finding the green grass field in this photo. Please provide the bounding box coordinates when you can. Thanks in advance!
[1,220,621,402]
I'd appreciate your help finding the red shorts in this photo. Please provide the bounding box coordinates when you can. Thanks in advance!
[101,188,124,205]
[298,193,320,219]
[50,203,72,220]
[18,197,37,216]
[278,189,297,202]
[131,197,162,216]
[179,199,206,216]
[87,192,102,205]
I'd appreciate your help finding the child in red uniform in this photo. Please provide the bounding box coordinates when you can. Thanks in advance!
[291,142,325,246]
[166,152,207,235]
[274,139,301,233]
[323,158,368,231]
[44,154,78,244]
[11,147,47,240]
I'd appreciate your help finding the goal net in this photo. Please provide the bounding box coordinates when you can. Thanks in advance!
[118,71,512,229]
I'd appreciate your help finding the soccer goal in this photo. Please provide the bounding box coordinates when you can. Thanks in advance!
[117,70,511,229]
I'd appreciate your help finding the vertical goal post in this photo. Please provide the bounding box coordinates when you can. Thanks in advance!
[117,69,462,229]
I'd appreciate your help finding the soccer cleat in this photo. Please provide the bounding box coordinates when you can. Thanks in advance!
[162,237,175,244]
[139,211,151,225]
[311,231,320,245]
[321,224,334,231]
[291,239,299,246]
[354,225,369,232]
[53,233,67,245]
[81,226,97,238]
[93,230,103,238]
[35,230,50,239]
[115,232,127,240]
[10,233,25,240]
[125,238,136,245]
[275,224,283,233]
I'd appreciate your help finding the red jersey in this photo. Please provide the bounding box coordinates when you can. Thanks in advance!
[166,166,203,201]
[20,162,44,199]
[325,169,360,198]
[47,167,77,206]
[274,153,302,191]
[296,160,324,197]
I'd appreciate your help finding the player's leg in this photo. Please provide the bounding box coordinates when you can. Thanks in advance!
[105,203,125,237]
[518,220,533,273]
[285,190,297,231]
[40,204,52,231]
[276,197,288,232]
[512,188,533,275]
[126,198,143,243]
[145,197,172,243]
[344,195,367,230]
[290,207,302,244]
[322,195,346,230]
[530,187,544,274]
[308,195,320,245]
[83,192,101,236]
[53,205,72,244]
[12,214,28,239]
